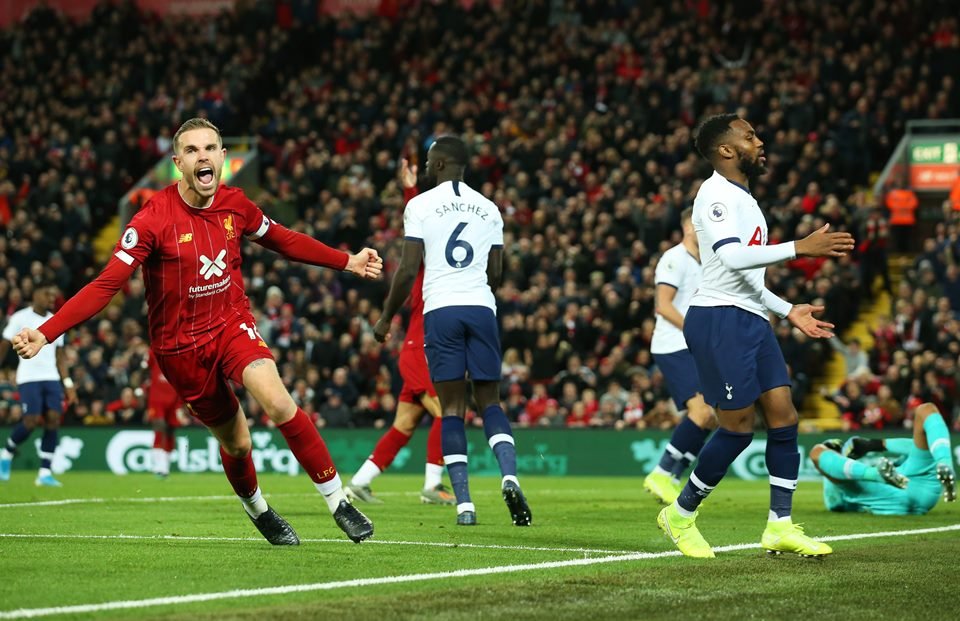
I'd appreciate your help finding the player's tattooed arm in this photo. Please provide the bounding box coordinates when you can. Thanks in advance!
[373,239,423,343]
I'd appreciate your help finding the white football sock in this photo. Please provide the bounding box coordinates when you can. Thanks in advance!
[316,473,346,513]
[351,459,381,488]
[240,487,268,519]
[152,449,169,475]
[424,463,444,489]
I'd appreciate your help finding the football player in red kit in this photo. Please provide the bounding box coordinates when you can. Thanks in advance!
[13,118,382,545]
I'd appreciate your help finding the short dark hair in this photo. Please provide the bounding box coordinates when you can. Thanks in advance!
[431,135,469,168]
[693,113,740,161]
[173,117,221,154]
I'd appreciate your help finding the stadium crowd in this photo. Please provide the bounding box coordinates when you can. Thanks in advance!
[1,0,960,431]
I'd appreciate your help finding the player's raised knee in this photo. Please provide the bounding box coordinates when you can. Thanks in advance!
[809,444,828,464]
[914,402,939,421]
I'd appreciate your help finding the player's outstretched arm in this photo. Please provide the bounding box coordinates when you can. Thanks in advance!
[15,257,137,359]
[714,224,855,271]
[373,239,423,343]
[786,304,835,339]
[794,223,856,258]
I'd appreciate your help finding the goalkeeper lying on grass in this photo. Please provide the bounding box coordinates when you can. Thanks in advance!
[810,402,956,515]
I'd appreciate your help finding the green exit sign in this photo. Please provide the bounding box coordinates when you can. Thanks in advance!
[910,140,960,164]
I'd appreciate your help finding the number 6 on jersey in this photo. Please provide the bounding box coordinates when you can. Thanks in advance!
[445,222,474,268]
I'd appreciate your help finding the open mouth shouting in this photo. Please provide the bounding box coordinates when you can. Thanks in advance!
[196,166,216,191]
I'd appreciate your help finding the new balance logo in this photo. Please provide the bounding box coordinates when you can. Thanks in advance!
[178,233,193,243]
[199,249,227,280]
[725,383,734,400]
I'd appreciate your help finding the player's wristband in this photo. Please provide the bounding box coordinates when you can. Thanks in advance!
[62,377,75,389]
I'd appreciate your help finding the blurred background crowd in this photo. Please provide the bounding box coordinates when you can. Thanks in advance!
[1,0,959,431]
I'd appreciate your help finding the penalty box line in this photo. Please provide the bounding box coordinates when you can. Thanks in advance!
[0,523,958,619]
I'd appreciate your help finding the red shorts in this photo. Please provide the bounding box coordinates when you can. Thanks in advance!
[155,309,274,427]
[147,397,181,428]
[398,346,437,404]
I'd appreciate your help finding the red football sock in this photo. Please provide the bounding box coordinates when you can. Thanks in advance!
[278,408,338,484]
[426,416,444,466]
[164,431,176,453]
[153,430,164,449]
[219,447,259,498]
[370,426,412,471]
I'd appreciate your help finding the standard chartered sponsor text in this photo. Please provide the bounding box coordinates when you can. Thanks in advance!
[188,275,232,298]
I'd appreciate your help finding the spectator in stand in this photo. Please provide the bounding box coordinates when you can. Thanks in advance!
[859,207,892,299]
[886,184,919,252]
[829,337,871,379]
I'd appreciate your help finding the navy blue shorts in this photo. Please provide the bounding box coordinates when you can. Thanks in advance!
[19,380,64,416]
[682,306,790,409]
[653,349,702,410]
[424,306,501,383]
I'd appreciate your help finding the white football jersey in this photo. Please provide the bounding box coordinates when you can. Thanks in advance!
[2,307,64,384]
[690,171,771,319]
[651,243,702,354]
[404,180,503,314]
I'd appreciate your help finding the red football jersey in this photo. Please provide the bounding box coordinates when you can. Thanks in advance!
[403,266,426,351]
[116,184,270,355]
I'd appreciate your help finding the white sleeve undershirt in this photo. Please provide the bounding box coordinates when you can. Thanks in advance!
[715,241,797,271]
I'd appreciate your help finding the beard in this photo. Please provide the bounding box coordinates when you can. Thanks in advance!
[736,148,767,182]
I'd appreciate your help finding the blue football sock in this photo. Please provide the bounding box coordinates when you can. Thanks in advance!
[766,424,800,520]
[441,416,471,506]
[676,428,753,513]
[923,411,954,471]
[6,423,33,453]
[818,450,881,482]
[660,417,711,479]
[482,405,517,479]
[40,428,59,470]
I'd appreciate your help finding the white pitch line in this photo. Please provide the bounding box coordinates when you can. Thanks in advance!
[1,523,958,620]
[0,489,523,509]
[0,532,633,556]
[0,494,308,509]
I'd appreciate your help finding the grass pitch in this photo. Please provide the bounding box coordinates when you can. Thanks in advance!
[0,472,957,620]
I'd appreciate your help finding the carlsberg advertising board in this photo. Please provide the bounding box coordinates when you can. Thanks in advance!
[15,428,960,478]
